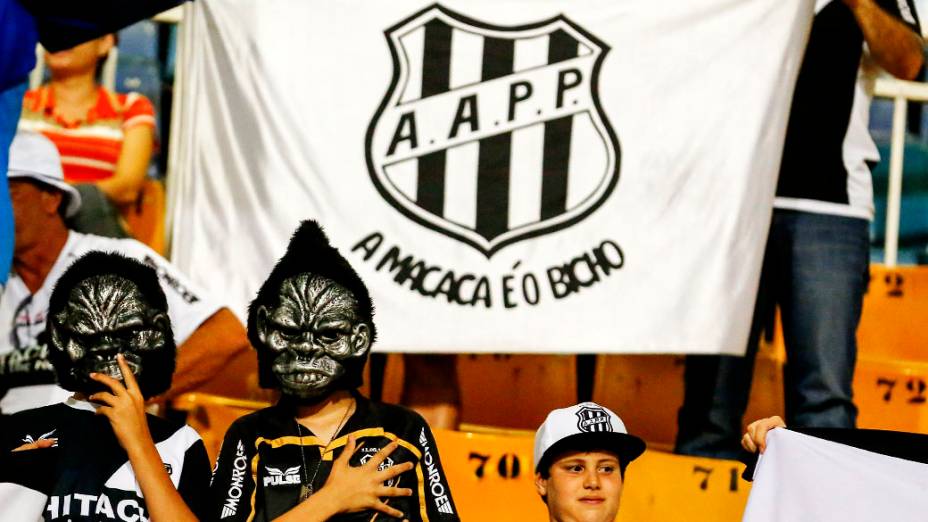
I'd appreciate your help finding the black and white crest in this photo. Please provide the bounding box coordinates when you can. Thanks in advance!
[360,453,398,487]
[366,4,620,257]
[576,406,613,433]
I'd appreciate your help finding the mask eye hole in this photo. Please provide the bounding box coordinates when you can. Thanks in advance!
[276,326,301,341]
[74,332,98,347]
[317,329,341,344]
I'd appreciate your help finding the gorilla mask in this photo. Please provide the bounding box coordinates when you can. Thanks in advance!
[47,252,176,399]
[249,221,376,401]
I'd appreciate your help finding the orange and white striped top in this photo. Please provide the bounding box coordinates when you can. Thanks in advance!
[18,86,156,183]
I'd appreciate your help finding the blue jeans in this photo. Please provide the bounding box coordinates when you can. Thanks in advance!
[676,209,870,459]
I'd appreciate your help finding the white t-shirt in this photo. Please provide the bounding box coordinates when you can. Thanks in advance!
[0,232,222,413]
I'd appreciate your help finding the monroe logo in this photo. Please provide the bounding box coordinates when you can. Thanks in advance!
[576,406,613,433]
[221,441,248,519]
[419,428,454,515]
[366,4,620,257]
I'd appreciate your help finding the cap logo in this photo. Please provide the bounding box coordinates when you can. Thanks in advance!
[575,406,613,433]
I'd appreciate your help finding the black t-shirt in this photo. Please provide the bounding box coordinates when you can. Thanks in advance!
[209,393,460,522]
[0,398,211,521]
[776,0,920,213]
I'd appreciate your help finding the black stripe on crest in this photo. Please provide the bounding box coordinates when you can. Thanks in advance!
[416,19,453,215]
[475,37,515,241]
[541,29,578,220]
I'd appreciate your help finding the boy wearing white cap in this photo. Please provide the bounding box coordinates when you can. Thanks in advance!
[534,402,645,522]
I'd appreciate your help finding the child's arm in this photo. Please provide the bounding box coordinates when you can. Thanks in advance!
[89,354,199,522]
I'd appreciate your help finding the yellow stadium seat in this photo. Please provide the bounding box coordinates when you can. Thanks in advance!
[385,354,576,429]
[854,356,928,434]
[186,347,274,403]
[857,265,928,362]
[593,348,785,449]
[592,355,684,449]
[172,393,271,464]
[122,178,167,255]
[457,354,576,429]
[433,427,751,521]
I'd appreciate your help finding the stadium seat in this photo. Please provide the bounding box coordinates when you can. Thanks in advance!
[857,264,928,363]
[172,393,271,463]
[433,426,751,521]
[382,354,577,429]
[190,346,277,403]
[854,356,928,434]
[593,347,785,449]
[122,178,167,255]
[456,354,576,429]
[592,354,684,449]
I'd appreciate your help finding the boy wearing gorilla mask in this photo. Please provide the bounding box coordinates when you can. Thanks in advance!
[209,221,459,522]
[0,251,210,521]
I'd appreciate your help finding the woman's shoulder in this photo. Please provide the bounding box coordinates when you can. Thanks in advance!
[104,87,156,121]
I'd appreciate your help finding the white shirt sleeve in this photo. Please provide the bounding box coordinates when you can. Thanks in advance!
[0,483,47,521]
[103,237,224,345]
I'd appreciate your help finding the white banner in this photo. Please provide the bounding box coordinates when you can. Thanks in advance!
[170,0,814,353]
[743,429,928,522]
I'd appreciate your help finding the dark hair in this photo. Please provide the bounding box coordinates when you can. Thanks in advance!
[46,251,175,398]
[93,34,118,83]
[247,220,376,389]
[537,443,627,480]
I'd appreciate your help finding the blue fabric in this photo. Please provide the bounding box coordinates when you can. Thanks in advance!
[0,81,26,286]
[676,209,870,459]
[0,0,37,92]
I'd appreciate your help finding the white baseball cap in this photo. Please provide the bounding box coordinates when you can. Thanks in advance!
[534,402,646,473]
[8,131,82,217]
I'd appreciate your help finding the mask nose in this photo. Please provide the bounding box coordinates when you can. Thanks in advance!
[290,334,324,356]
[88,334,124,354]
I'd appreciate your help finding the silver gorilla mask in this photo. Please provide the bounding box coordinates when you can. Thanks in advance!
[49,274,171,393]
[256,274,371,399]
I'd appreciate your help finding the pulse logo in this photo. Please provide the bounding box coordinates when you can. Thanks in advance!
[221,441,248,519]
[263,466,301,487]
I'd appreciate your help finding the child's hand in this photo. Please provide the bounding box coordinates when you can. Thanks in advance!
[88,354,151,453]
[742,416,786,454]
[313,436,414,520]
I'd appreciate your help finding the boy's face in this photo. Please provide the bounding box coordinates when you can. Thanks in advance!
[256,273,371,399]
[535,450,623,522]
[49,274,173,397]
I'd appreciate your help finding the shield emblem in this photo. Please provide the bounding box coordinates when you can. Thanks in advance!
[576,406,614,433]
[360,453,398,487]
[366,4,620,257]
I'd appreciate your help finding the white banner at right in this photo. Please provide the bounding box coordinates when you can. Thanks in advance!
[743,429,928,522]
